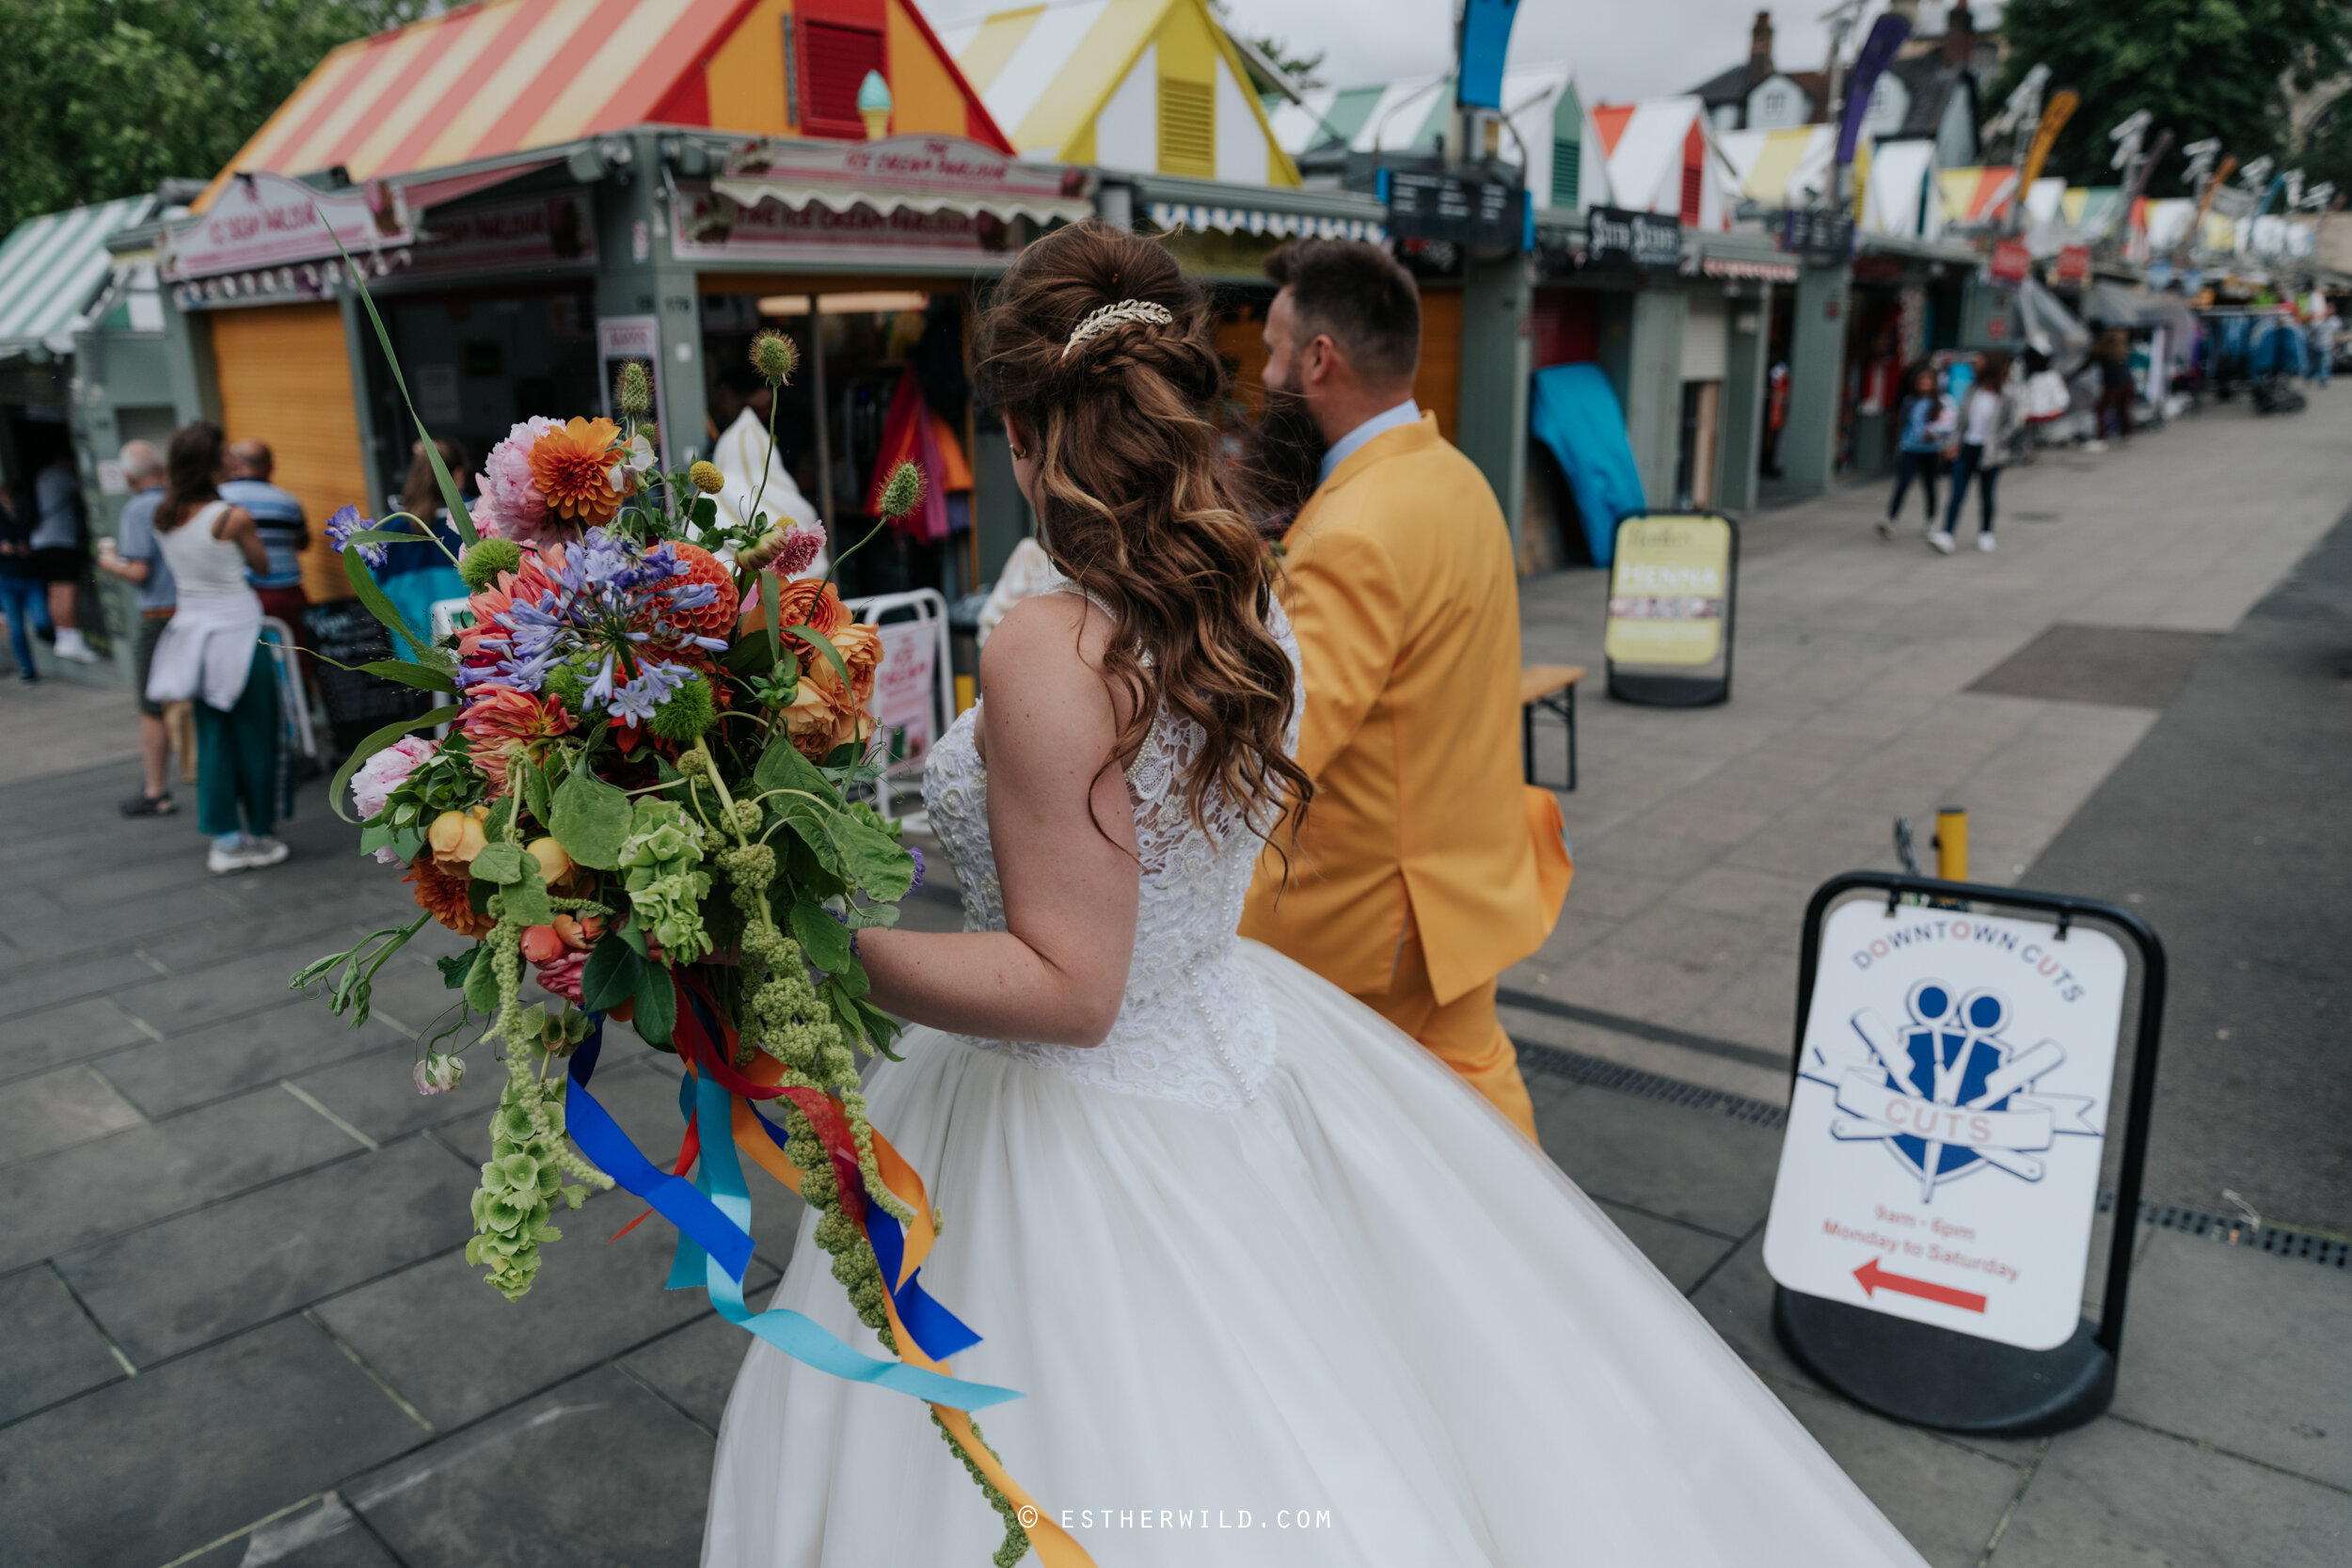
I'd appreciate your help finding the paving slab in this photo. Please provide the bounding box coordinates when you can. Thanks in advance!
[0,1085,368,1272]
[2108,1228,2352,1490]
[182,1495,402,1568]
[1994,1415,2352,1568]
[0,1264,125,1423]
[0,1062,145,1162]
[99,998,408,1118]
[0,949,164,1024]
[1534,1085,1781,1237]
[618,1310,761,1433]
[1770,1377,2027,1568]
[0,1315,424,1568]
[314,1191,776,1431]
[58,1134,479,1366]
[289,1040,501,1145]
[349,1365,713,1568]
[1591,1197,1740,1291]
[104,939,369,1041]
[0,995,154,1082]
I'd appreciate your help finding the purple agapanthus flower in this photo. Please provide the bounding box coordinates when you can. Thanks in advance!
[324,505,387,568]
[459,528,716,725]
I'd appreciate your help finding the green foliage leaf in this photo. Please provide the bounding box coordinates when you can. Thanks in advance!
[784,622,851,689]
[723,633,777,675]
[548,767,632,870]
[464,945,500,1012]
[789,900,853,973]
[633,961,677,1046]
[356,658,455,693]
[471,841,526,884]
[580,934,644,1013]
[521,759,553,829]
[329,706,459,824]
[773,799,915,905]
[436,951,473,990]
[754,737,828,799]
[500,868,553,928]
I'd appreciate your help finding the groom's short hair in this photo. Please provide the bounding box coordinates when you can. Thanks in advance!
[1264,239,1421,387]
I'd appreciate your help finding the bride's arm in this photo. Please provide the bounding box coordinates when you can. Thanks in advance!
[855,594,1139,1047]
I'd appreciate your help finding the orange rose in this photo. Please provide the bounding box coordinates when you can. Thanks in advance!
[766,577,850,641]
[783,620,882,759]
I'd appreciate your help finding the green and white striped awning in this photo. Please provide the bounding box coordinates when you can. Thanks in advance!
[0,195,154,356]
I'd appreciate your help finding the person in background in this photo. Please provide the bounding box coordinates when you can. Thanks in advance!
[2309,301,2339,388]
[31,449,100,662]
[219,439,311,685]
[1933,352,2021,556]
[0,483,42,681]
[378,439,473,644]
[93,441,180,815]
[707,367,826,574]
[2087,330,2136,451]
[144,423,287,875]
[1878,365,1954,541]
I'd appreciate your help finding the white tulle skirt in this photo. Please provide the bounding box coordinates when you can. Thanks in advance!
[703,943,1926,1567]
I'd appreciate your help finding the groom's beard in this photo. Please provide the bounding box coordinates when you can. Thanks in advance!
[1239,385,1328,540]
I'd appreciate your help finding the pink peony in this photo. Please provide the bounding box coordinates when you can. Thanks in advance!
[532,948,588,1005]
[351,736,437,863]
[480,417,564,546]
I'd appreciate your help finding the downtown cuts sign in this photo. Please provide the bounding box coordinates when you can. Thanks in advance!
[1765,900,2127,1350]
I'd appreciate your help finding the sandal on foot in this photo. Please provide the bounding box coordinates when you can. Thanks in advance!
[119,792,177,817]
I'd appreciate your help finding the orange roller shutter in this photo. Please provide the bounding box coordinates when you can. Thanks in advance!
[209,304,373,604]
[1414,287,1461,444]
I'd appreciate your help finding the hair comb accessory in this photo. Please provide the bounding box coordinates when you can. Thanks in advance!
[1063,299,1174,358]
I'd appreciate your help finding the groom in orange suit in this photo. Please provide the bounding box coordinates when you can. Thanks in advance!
[1240,240,1571,1142]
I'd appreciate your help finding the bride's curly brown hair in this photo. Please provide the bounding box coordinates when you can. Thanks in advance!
[979,220,1310,845]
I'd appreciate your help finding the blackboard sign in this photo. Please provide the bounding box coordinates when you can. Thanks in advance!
[1380,168,1526,250]
[1781,207,1855,261]
[1585,206,1683,271]
[306,597,425,754]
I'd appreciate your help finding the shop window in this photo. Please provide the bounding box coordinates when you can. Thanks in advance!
[1550,136,1578,209]
[801,21,884,138]
[1159,79,1216,177]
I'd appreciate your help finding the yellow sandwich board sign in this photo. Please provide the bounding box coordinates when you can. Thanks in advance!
[1604,512,1738,705]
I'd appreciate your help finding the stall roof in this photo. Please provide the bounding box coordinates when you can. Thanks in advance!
[1266,65,1574,208]
[0,195,154,356]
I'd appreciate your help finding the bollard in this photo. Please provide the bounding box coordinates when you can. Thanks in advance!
[1934,805,1968,880]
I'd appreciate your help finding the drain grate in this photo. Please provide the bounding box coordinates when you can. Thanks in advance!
[1516,1038,2352,1273]
[2012,510,2061,522]
[1515,1038,1788,1130]
[2097,1193,2352,1269]
[1966,624,2217,709]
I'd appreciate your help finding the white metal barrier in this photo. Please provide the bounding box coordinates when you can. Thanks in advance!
[844,587,954,821]
[258,615,316,760]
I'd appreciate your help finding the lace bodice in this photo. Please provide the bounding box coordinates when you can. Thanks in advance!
[920,599,1300,1111]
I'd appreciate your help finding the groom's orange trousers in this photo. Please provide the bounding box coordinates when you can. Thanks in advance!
[1360,921,1539,1143]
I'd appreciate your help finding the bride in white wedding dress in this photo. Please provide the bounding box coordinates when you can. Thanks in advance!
[702,223,1927,1568]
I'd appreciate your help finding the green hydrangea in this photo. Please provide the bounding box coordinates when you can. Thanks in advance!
[619,798,708,871]
[626,864,713,963]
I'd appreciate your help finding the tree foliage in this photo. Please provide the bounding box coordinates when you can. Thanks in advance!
[0,0,429,233]
[1992,0,2351,194]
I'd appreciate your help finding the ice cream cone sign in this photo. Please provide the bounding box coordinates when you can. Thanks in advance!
[858,71,892,139]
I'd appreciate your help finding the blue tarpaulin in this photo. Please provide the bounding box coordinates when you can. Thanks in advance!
[1531,363,1645,566]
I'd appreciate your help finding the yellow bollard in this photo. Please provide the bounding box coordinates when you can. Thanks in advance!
[1934,806,1968,881]
[954,673,977,715]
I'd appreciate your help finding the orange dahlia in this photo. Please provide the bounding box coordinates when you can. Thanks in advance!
[456,544,567,665]
[526,418,631,528]
[407,851,494,939]
[663,541,739,641]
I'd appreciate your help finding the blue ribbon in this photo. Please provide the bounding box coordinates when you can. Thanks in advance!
[562,1020,1018,1412]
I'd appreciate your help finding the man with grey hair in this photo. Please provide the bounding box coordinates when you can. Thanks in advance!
[94,440,179,815]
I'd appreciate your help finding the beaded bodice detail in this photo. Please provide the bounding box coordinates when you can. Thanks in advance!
[921,601,1299,1111]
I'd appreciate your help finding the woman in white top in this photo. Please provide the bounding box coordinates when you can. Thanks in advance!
[144,422,289,874]
[1933,352,2020,555]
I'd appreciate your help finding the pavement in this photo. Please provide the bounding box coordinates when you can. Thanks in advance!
[1,393,2347,1565]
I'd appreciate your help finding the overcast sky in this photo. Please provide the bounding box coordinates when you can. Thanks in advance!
[921,1,2006,106]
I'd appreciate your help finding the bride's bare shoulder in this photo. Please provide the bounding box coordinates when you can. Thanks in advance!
[974,592,1127,759]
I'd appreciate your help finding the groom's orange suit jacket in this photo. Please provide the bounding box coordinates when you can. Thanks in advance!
[1241,413,1571,1006]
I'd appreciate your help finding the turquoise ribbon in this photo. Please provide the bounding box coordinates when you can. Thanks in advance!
[675,1071,1023,1412]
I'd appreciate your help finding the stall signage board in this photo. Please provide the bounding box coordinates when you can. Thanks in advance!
[1780,207,1854,260]
[2054,245,2091,286]
[403,191,596,277]
[1765,900,2127,1351]
[1604,514,1732,666]
[871,617,939,771]
[671,182,1007,268]
[1585,205,1682,270]
[597,316,667,469]
[1385,170,1527,250]
[1989,239,2032,285]
[161,171,409,281]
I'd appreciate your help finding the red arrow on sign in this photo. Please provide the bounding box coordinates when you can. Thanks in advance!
[1854,1258,1988,1313]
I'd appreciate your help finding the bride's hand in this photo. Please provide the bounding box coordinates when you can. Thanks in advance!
[856,593,1140,1047]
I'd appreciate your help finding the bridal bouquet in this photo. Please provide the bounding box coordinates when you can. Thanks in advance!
[292,277,1079,1565]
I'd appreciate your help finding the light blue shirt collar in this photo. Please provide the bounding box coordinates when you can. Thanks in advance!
[1318,400,1422,484]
